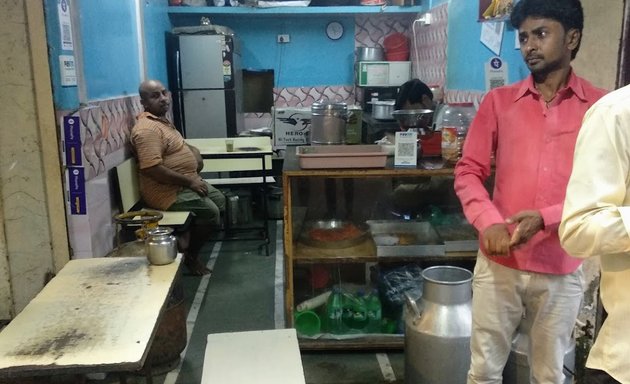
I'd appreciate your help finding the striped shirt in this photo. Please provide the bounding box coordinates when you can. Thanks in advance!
[130,112,197,210]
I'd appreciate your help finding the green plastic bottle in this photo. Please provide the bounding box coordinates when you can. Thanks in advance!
[325,287,344,334]
[366,289,382,333]
[350,290,368,331]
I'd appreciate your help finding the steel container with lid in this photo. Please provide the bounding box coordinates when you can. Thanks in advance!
[146,227,177,265]
[310,101,348,145]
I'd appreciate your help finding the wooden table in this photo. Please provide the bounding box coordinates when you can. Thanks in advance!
[0,256,182,382]
[187,137,274,255]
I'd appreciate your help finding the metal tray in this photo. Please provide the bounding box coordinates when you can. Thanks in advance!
[299,220,369,249]
[433,219,479,252]
[366,220,445,257]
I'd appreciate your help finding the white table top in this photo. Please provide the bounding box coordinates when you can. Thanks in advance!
[0,256,181,378]
[186,137,272,155]
[201,329,305,384]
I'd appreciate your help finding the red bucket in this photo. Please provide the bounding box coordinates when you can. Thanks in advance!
[384,33,409,52]
[385,49,410,61]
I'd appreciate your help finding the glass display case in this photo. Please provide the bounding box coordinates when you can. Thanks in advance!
[282,147,479,350]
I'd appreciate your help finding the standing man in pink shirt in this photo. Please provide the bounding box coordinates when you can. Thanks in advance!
[454,0,607,382]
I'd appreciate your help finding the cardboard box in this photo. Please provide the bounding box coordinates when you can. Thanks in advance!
[62,115,83,166]
[357,61,411,87]
[272,107,311,148]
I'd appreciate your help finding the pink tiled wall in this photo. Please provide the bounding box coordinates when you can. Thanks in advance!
[411,3,447,88]
[60,96,144,259]
[67,97,142,180]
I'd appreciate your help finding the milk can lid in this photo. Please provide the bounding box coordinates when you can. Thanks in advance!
[311,100,348,113]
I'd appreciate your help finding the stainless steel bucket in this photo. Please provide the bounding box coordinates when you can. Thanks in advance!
[357,46,384,62]
[310,101,348,145]
[404,265,473,384]
[266,186,283,220]
[237,190,253,224]
[226,192,240,228]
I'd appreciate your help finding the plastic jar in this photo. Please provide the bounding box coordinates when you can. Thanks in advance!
[438,103,476,164]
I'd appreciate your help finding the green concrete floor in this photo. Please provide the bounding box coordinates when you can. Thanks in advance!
[87,220,406,384]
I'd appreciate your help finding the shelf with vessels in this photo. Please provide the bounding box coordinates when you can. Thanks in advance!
[282,147,479,349]
[168,5,424,16]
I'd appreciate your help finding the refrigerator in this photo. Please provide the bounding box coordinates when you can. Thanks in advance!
[166,33,244,138]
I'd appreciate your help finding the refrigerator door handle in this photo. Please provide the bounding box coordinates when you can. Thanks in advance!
[175,50,182,90]
[175,91,186,137]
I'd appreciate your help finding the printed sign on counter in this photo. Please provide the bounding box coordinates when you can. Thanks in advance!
[394,131,418,167]
[67,166,86,215]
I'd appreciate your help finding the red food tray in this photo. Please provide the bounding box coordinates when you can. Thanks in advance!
[296,145,387,169]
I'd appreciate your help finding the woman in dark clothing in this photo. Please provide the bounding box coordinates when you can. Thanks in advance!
[394,78,434,111]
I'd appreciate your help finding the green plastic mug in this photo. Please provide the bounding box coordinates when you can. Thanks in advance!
[294,310,321,336]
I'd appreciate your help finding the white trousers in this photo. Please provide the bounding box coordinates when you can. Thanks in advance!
[467,253,584,384]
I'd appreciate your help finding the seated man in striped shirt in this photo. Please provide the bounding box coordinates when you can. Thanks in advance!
[131,79,225,275]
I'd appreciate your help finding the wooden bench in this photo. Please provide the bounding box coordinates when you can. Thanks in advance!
[113,157,192,230]
[200,329,306,384]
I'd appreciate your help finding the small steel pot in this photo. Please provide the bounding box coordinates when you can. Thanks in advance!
[146,227,177,265]
[357,46,385,62]
[369,100,396,120]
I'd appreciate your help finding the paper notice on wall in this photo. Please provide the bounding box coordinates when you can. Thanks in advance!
[59,55,77,86]
[480,21,504,56]
[58,0,74,51]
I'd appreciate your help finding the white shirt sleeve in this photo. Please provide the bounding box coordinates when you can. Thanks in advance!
[560,89,630,258]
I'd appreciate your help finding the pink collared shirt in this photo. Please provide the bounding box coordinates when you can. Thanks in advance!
[454,71,607,274]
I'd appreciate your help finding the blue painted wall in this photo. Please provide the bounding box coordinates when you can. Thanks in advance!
[446,0,529,91]
[45,0,531,111]
[45,0,79,110]
[170,15,357,88]
[144,0,172,84]
[79,0,141,99]
[45,0,144,109]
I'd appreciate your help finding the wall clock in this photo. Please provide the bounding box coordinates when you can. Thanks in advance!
[326,21,344,41]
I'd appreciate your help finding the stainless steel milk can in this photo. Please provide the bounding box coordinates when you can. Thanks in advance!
[404,265,473,384]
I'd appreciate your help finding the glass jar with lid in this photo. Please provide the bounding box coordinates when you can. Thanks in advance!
[437,103,476,164]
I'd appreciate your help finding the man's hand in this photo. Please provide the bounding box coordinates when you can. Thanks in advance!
[189,177,208,197]
[481,223,512,256]
[506,210,544,248]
